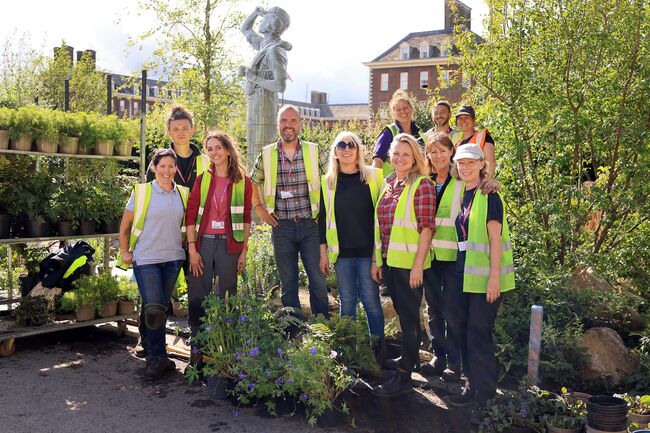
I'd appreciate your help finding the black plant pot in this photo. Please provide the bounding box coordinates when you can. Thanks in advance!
[19,273,39,297]
[56,221,76,237]
[206,376,229,401]
[25,219,51,237]
[0,213,10,238]
[101,220,120,234]
[587,395,628,432]
[79,220,96,235]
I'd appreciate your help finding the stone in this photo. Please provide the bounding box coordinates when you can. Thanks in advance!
[578,327,638,385]
[569,264,614,292]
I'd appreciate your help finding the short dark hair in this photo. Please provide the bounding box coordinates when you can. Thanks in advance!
[435,100,451,111]
[151,148,177,168]
[166,104,194,129]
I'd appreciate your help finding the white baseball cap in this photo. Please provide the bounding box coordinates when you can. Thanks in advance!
[453,143,484,161]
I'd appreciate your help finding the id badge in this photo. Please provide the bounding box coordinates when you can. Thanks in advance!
[458,241,468,252]
[211,220,225,230]
[280,190,294,199]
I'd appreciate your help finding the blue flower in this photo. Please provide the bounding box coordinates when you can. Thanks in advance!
[248,383,255,391]
[239,315,247,322]
[231,409,239,417]
[191,347,201,355]
[277,348,283,357]
[286,379,293,385]
[265,370,271,378]
[300,393,309,402]
[238,373,247,380]
[309,347,317,355]
[235,351,242,361]
[246,338,251,345]
[278,361,283,367]
[249,347,259,357]
[274,378,283,386]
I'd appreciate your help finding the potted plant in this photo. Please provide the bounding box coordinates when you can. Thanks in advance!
[97,179,130,234]
[94,115,123,156]
[57,112,82,154]
[59,291,77,318]
[14,244,46,296]
[32,108,58,153]
[50,185,81,236]
[171,279,189,317]
[77,113,98,154]
[116,276,139,315]
[76,184,103,235]
[115,118,138,156]
[96,272,119,318]
[9,105,38,151]
[479,388,546,433]
[621,394,650,427]
[0,107,12,149]
[13,296,55,327]
[13,171,56,237]
[546,415,583,433]
[73,275,100,322]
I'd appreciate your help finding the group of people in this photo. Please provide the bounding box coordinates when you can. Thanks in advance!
[118,88,515,420]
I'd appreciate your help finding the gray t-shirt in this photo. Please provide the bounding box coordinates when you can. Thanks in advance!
[125,181,186,265]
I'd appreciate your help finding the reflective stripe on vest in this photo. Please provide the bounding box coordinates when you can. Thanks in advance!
[455,129,488,150]
[322,167,383,264]
[382,123,425,177]
[431,177,464,261]
[261,140,321,219]
[463,192,515,293]
[195,172,246,242]
[374,176,432,269]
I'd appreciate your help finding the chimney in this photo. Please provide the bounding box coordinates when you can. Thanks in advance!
[310,91,327,105]
[444,0,472,31]
[53,45,74,65]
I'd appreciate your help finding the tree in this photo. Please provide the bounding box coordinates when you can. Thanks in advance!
[452,0,650,284]
[39,42,72,110]
[126,0,247,136]
[0,33,45,108]
[70,52,105,113]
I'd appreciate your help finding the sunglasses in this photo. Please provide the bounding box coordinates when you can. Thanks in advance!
[335,140,357,150]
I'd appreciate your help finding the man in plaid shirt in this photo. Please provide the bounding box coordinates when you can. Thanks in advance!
[250,105,330,316]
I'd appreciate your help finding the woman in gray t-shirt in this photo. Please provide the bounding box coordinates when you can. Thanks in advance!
[118,148,189,381]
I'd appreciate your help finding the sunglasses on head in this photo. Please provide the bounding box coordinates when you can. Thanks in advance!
[335,140,356,150]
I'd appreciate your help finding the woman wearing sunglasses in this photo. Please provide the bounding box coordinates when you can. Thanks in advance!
[319,132,385,350]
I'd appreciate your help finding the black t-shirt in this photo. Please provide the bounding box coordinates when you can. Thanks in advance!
[460,131,495,146]
[145,142,202,189]
[455,187,503,273]
[318,172,375,258]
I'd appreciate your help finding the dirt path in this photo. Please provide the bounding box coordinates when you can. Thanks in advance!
[0,325,475,433]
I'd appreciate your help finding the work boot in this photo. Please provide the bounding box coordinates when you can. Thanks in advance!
[441,367,461,382]
[384,356,420,372]
[134,337,148,358]
[420,356,447,377]
[447,386,476,408]
[144,358,176,381]
[372,369,413,398]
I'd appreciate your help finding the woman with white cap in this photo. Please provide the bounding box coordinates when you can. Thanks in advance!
[446,143,515,415]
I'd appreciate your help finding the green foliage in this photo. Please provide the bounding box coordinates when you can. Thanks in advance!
[617,393,650,415]
[93,272,120,303]
[12,244,48,275]
[69,51,105,113]
[73,275,103,310]
[13,296,55,327]
[116,276,139,302]
[240,224,279,296]
[0,33,45,107]
[10,105,57,140]
[7,168,56,220]
[0,106,13,129]
[59,291,77,313]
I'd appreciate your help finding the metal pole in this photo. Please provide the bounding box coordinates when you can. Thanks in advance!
[64,77,70,111]
[7,245,13,300]
[103,236,110,271]
[106,74,113,115]
[527,305,543,385]
[140,70,147,182]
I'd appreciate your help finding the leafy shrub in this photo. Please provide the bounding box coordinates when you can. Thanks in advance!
[13,296,55,326]
[117,276,139,302]
[59,291,77,313]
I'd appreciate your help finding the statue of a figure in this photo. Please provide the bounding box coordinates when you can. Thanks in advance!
[239,6,292,170]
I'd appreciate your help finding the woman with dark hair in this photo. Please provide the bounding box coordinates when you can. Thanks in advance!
[119,148,190,380]
[184,131,252,370]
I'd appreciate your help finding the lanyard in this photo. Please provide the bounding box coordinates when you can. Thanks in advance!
[175,157,196,186]
[459,184,481,241]
[211,177,231,216]
[279,141,300,190]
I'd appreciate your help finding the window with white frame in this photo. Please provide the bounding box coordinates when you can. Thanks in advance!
[400,46,409,60]
[380,73,389,91]
[119,99,125,112]
[420,44,429,59]
[400,72,408,89]
[440,70,451,87]
[420,71,429,89]
[133,101,139,115]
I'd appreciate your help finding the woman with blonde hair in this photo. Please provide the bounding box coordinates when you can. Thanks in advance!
[319,131,385,345]
[184,131,253,371]
[371,133,436,397]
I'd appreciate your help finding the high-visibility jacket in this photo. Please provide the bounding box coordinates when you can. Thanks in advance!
[117,182,189,269]
[454,129,488,149]
[462,192,515,293]
[382,123,425,177]
[450,129,463,146]
[261,140,321,219]
[322,167,383,264]
[194,172,246,242]
[431,177,464,261]
[374,176,432,270]
[195,154,211,177]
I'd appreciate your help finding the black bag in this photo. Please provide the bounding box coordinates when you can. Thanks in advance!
[38,241,95,290]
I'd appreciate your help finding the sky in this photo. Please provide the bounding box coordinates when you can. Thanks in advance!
[2,0,488,104]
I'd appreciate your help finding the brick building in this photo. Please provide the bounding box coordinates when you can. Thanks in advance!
[363,0,479,116]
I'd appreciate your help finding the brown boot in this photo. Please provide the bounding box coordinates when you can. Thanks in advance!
[144,358,175,381]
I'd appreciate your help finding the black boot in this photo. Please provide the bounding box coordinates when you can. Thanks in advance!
[384,356,420,372]
[373,369,412,398]
[144,358,176,381]
[420,356,447,376]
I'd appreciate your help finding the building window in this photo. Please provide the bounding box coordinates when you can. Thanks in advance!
[400,46,409,60]
[441,43,450,57]
[380,73,389,91]
[133,101,139,115]
[119,99,125,112]
[400,72,408,90]
[152,86,160,98]
[379,102,389,120]
[420,71,429,89]
[420,44,429,59]
[440,70,451,88]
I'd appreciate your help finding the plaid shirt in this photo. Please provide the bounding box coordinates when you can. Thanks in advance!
[250,138,329,220]
[376,173,436,259]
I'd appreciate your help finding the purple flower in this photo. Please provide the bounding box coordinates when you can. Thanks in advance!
[191,347,201,355]
[249,346,259,357]
[300,393,309,402]
[286,379,293,385]
[239,315,247,322]
[238,373,247,380]
[246,338,251,345]
[235,352,242,361]
[277,348,283,357]
[265,370,271,377]
[248,383,255,391]
[275,378,283,386]
[309,347,317,355]
[278,361,283,367]
[231,409,239,417]
[330,350,337,359]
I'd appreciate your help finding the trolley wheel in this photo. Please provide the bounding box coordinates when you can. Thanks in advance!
[0,338,16,357]
[115,320,127,337]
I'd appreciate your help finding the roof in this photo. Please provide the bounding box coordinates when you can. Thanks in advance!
[370,30,453,63]
[281,99,369,121]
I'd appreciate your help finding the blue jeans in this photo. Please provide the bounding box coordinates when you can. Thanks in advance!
[334,257,384,339]
[133,260,184,361]
[272,219,329,316]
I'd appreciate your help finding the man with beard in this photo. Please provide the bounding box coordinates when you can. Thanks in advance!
[250,105,330,316]
[427,101,462,144]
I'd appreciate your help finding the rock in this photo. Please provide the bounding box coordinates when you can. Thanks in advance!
[578,327,638,385]
[569,265,614,292]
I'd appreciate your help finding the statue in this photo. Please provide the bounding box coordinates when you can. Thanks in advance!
[239,6,292,170]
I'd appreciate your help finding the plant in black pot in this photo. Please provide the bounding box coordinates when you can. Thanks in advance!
[75,183,103,235]
[14,244,47,296]
[13,170,56,237]
[50,185,82,236]
[97,179,131,234]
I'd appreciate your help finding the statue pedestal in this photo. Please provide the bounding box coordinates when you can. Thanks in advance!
[246,89,278,170]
